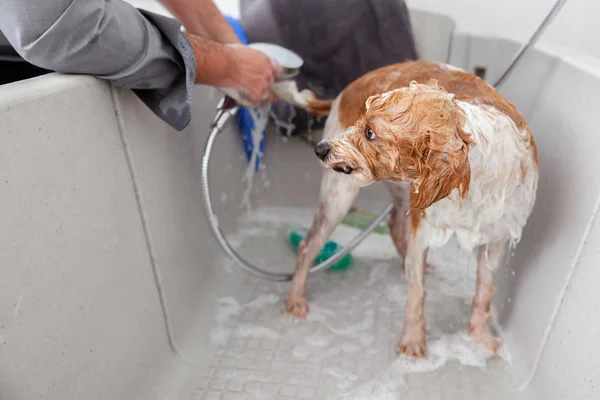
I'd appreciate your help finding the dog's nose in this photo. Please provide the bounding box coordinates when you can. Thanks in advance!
[314,142,330,161]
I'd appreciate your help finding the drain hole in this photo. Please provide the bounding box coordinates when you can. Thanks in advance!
[474,66,487,79]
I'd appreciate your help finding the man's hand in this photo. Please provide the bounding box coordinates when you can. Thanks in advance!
[186,33,281,108]
[220,44,282,107]
[160,0,282,107]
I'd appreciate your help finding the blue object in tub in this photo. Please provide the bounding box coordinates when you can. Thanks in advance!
[225,16,248,45]
[225,16,265,172]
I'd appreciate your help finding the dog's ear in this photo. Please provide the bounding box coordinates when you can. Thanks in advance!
[409,120,474,211]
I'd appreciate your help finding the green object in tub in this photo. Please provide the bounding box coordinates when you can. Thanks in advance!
[342,207,390,234]
[288,226,353,271]
[287,209,387,271]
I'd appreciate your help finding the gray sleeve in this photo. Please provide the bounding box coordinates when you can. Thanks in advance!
[0,0,196,131]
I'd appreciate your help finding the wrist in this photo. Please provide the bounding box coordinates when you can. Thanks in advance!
[185,32,236,86]
[215,31,243,45]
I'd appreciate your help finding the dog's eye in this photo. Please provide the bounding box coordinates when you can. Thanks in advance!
[366,128,376,141]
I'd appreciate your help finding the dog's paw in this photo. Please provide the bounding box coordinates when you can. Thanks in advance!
[284,296,309,319]
[396,337,428,358]
[397,325,427,358]
[469,324,502,354]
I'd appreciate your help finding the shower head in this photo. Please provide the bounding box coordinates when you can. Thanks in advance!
[248,43,303,80]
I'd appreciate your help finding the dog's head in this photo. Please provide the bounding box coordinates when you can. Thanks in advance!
[315,80,474,210]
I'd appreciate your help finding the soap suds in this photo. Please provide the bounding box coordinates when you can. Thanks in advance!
[234,324,280,340]
[334,333,510,400]
[324,367,360,390]
[215,296,242,323]
[240,80,313,210]
[192,206,518,400]
[215,294,281,324]
[210,327,232,345]
[241,106,270,210]
[245,294,279,309]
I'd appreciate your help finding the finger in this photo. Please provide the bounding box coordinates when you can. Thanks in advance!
[237,90,259,108]
[270,58,283,78]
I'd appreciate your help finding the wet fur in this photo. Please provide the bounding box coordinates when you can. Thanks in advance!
[287,60,539,358]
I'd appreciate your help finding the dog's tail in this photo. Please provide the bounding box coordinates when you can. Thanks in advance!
[306,98,334,118]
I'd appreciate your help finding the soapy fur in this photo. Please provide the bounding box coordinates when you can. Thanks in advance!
[285,60,539,358]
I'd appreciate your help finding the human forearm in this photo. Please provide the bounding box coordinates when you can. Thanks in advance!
[184,33,234,85]
[159,0,241,44]
[0,0,196,131]
[0,1,183,89]
[185,32,279,107]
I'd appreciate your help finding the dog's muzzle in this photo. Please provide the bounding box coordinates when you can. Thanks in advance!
[314,141,354,174]
[314,141,330,161]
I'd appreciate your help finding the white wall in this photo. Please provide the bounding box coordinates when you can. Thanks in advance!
[210,0,600,61]
[407,0,600,59]
[133,0,599,60]
[127,0,241,18]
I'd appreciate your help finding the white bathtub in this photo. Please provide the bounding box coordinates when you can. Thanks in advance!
[0,9,598,400]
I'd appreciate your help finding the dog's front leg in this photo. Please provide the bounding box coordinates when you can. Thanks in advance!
[469,242,505,354]
[285,171,359,318]
[397,216,428,357]
[385,183,409,261]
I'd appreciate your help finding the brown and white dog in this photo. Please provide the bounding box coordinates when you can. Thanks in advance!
[292,60,539,357]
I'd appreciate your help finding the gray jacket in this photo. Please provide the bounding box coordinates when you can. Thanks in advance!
[0,0,195,131]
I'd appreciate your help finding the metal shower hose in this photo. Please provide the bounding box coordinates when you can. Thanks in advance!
[201,0,569,282]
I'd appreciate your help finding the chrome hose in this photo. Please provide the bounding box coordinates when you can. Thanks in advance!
[201,97,393,281]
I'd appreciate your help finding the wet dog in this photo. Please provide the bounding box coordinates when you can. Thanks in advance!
[290,60,538,357]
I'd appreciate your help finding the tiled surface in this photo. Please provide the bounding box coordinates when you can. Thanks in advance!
[179,207,523,400]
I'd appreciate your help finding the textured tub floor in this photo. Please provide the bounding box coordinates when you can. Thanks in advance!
[178,207,523,400]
